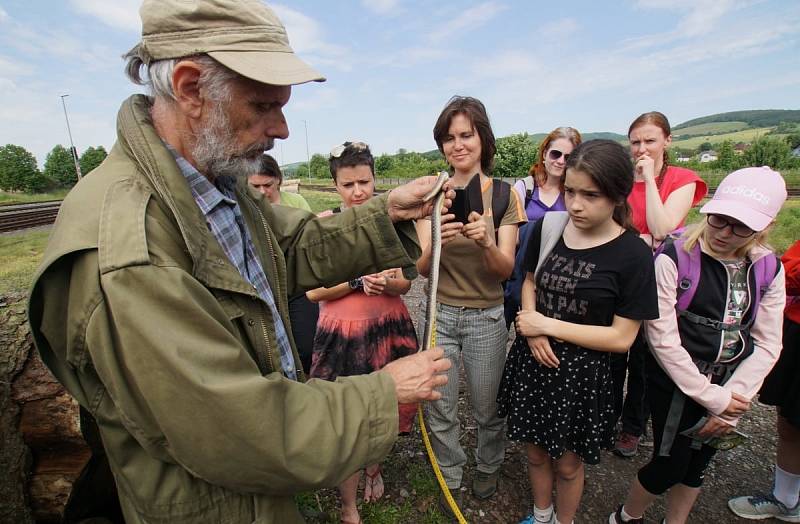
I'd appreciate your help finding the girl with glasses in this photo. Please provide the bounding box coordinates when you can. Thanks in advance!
[612,112,710,459]
[610,167,788,524]
[499,140,659,524]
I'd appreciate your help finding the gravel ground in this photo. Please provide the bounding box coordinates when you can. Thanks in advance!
[305,277,781,523]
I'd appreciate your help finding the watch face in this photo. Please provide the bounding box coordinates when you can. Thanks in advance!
[349,277,363,290]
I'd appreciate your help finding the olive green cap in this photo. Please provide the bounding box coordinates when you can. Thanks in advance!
[138,0,325,86]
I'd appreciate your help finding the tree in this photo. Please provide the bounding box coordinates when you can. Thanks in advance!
[742,136,793,169]
[786,133,800,150]
[698,141,714,152]
[79,146,108,175]
[374,154,394,175]
[308,153,328,179]
[493,133,538,180]
[44,145,78,188]
[712,140,739,171]
[0,144,45,192]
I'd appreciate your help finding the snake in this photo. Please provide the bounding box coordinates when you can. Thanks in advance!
[418,171,468,523]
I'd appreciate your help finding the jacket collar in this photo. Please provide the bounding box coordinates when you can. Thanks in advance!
[116,94,257,296]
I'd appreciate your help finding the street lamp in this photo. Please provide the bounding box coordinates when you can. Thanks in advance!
[302,119,311,179]
[60,94,83,181]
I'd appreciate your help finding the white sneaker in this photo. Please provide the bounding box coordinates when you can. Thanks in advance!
[728,493,800,522]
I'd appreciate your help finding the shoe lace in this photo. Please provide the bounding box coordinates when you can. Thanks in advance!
[749,492,788,512]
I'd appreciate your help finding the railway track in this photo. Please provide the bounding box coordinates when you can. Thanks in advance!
[0,201,61,233]
[1,186,797,234]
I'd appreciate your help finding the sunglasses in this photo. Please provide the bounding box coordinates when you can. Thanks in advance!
[707,214,755,238]
[330,141,369,159]
[547,149,569,161]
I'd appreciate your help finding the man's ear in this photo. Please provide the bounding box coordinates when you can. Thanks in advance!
[172,60,204,119]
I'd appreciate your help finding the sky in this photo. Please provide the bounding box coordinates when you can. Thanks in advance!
[0,0,798,168]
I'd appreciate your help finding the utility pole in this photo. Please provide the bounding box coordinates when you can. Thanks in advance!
[302,119,311,179]
[60,94,83,181]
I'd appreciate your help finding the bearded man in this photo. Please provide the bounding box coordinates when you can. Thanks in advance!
[27,1,452,522]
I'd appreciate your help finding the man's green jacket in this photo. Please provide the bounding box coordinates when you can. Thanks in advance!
[27,95,421,523]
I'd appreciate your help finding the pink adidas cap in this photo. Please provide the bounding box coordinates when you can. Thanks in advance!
[700,166,787,231]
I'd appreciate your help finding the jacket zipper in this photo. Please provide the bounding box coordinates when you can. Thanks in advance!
[243,197,283,375]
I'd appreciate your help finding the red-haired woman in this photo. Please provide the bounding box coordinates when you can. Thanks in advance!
[612,112,709,459]
[505,128,582,328]
[514,127,582,222]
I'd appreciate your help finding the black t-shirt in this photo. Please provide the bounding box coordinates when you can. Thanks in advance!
[522,219,658,327]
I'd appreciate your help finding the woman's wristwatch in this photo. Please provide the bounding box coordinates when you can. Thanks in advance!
[348,277,364,290]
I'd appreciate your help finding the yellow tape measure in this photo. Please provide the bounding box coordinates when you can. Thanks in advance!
[418,316,468,523]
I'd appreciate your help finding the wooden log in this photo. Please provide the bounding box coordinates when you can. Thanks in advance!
[1,292,88,524]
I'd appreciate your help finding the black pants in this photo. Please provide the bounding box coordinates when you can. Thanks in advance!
[637,355,717,494]
[610,330,650,436]
[288,293,319,374]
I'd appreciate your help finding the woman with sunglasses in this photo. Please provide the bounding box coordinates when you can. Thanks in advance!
[505,128,582,328]
[612,112,709,459]
[610,167,787,524]
[416,96,526,515]
[514,127,582,222]
[306,141,418,524]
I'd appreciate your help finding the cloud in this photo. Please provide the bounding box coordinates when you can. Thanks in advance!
[271,4,346,56]
[540,18,579,40]
[0,6,8,22]
[360,0,400,15]
[463,5,799,116]
[428,2,507,44]
[69,0,140,32]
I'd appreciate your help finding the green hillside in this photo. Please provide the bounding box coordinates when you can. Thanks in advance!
[671,127,778,149]
[674,110,800,130]
[673,121,749,137]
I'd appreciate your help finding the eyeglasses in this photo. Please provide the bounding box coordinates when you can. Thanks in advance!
[330,141,369,159]
[707,214,755,238]
[547,149,569,161]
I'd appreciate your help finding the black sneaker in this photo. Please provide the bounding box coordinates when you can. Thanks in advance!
[608,505,643,524]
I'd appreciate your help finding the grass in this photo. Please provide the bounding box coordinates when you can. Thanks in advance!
[697,168,800,189]
[0,189,69,205]
[301,190,342,213]
[0,229,50,295]
[671,127,783,150]
[673,121,750,137]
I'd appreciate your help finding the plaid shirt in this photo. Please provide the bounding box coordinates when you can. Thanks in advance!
[170,150,297,380]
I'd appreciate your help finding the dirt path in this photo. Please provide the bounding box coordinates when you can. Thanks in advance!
[304,277,781,523]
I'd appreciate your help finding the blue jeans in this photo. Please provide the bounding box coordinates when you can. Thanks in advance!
[422,302,508,488]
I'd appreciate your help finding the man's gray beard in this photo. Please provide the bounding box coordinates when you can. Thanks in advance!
[192,101,272,180]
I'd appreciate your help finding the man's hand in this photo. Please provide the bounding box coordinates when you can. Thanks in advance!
[381,347,451,403]
[387,176,454,222]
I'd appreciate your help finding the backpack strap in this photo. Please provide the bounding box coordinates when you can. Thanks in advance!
[465,176,511,231]
[748,253,779,318]
[673,238,701,311]
[523,175,535,208]
[535,211,569,279]
[491,179,511,231]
